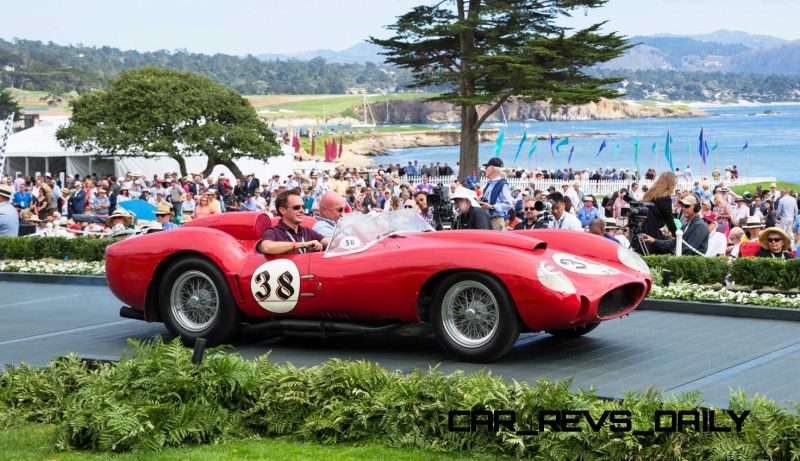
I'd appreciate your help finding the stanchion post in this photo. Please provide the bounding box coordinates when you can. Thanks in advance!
[192,338,207,365]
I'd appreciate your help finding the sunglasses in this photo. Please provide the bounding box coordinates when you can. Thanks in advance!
[524,207,537,211]
[404,205,414,209]
[290,204,304,211]
[767,238,783,243]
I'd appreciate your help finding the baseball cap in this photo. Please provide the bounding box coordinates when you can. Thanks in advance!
[483,157,503,168]
[702,212,717,223]
[679,195,698,207]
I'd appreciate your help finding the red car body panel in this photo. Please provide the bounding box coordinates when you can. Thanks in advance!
[105,212,651,333]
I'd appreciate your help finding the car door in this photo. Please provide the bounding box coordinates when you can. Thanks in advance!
[238,252,317,319]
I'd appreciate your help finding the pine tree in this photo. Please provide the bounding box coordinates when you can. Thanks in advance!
[370,0,631,179]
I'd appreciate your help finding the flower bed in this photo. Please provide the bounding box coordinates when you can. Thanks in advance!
[650,281,800,309]
[0,259,105,276]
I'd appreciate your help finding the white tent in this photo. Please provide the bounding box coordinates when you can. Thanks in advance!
[2,116,294,180]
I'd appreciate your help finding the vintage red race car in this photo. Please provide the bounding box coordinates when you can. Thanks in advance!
[106,210,652,362]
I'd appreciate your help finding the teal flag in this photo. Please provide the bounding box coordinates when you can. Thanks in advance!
[554,137,569,153]
[664,130,675,172]
[633,134,640,173]
[651,142,657,155]
[527,136,538,160]
[613,143,620,159]
[711,141,718,152]
[494,129,505,156]
[513,130,527,164]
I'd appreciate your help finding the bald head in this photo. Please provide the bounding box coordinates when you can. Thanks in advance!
[319,192,346,221]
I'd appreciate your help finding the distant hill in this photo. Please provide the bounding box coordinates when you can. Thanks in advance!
[653,30,787,48]
[257,42,385,64]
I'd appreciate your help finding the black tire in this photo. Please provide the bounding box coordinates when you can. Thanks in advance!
[547,322,600,338]
[430,272,521,363]
[159,256,241,346]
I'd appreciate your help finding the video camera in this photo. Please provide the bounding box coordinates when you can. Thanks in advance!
[533,199,555,229]
[622,201,655,254]
[428,183,453,229]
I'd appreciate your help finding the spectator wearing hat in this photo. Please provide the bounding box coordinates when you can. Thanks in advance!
[731,196,750,228]
[756,227,793,259]
[642,194,708,256]
[562,182,579,208]
[480,157,513,231]
[451,187,491,230]
[0,184,19,237]
[703,212,727,257]
[180,194,196,221]
[205,189,222,214]
[67,183,87,219]
[588,218,618,244]
[90,188,111,222]
[155,204,178,230]
[577,195,600,228]
[741,215,764,241]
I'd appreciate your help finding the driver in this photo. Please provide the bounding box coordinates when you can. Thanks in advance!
[257,189,329,255]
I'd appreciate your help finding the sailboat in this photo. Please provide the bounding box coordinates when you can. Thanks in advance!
[489,105,508,127]
[350,94,377,128]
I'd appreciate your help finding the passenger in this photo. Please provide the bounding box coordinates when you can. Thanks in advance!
[312,192,347,239]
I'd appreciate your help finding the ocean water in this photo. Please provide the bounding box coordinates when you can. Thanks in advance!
[378,104,800,182]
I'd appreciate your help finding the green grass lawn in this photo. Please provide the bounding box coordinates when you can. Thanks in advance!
[0,424,501,461]
[252,93,439,118]
[730,181,800,195]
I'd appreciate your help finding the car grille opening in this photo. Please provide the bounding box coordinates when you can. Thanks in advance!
[597,283,644,318]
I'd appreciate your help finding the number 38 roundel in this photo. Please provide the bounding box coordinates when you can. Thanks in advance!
[249,259,301,313]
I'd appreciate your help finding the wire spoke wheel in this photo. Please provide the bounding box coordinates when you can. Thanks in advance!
[170,270,219,332]
[441,281,500,348]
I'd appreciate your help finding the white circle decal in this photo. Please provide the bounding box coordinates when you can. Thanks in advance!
[250,259,301,313]
[552,252,620,276]
[340,236,361,250]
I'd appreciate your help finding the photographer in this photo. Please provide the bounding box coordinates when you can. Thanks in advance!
[639,172,679,252]
[642,195,709,256]
[546,193,583,231]
[514,199,539,230]
[414,191,441,230]
[450,187,492,230]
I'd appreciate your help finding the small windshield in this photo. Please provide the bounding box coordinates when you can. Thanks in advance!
[324,209,434,257]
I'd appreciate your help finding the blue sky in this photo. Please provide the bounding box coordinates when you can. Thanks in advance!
[1,0,797,55]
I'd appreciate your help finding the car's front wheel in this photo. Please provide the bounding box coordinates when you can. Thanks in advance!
[431,272,520,363]
[547,322,600,338]
[159,256,241,346]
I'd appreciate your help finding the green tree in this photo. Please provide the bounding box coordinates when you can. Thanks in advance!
[56,67,281,179]
[370,0,630,179]
[0,88,22,120]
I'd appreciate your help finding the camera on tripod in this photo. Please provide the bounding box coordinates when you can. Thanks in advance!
[622,201,655,254]
[427,183,452,229]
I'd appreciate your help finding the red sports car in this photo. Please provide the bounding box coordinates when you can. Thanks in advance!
[106,210,651,362]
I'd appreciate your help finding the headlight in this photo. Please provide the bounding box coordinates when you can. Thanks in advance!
[537,261,576,295]
[617,246,651,275]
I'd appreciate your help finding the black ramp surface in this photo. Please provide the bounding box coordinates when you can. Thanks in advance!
[2,281,800,407]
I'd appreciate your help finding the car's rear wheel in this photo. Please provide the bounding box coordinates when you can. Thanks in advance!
[159,256,241,346]
[547,322,600,338]
[431,272,520,363]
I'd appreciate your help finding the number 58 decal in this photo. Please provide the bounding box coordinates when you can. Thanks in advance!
[250,259,301,313]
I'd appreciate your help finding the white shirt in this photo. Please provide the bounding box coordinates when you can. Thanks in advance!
[731,205,750,226]
[548,212,583,231]
[705,231,727,257]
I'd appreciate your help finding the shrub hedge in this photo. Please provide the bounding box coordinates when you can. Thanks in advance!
[644,255,800,290]
[1,338,800,459]
[0,237,113,262]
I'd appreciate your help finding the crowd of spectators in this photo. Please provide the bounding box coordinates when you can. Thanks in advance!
[0,161,795,260]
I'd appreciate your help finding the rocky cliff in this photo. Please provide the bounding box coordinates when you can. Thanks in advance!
[363,97,705,124]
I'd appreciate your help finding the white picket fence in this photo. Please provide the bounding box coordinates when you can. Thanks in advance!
[401,175,776,197]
